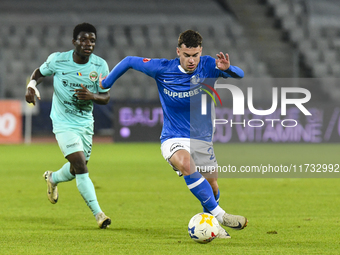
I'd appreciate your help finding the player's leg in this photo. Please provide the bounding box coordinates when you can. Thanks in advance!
[202,176,220,213]
[162,139,247,230]
[49,162,75,184]
[66,151,111,228]
[66,151,100,214]
[161,139,223,216]
[201,178,229,238]
[200,175,229,238]
[43,132,77,204]
[73,129,111,229]
[206,177,219,196]
[200,175,247,230]
[43,162,75,204]
[192,141,220,212]
[169,149,226,220]
[169,150,231,238]
[46,130,110,228]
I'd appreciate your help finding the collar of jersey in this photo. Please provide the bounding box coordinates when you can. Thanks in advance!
[178,65,195,74]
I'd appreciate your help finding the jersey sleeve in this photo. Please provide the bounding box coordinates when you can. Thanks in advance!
[205,55,244,79]
[98,60,110,93]
[101,56,161,89]
[220,65,244,78]
[39,52,59,76]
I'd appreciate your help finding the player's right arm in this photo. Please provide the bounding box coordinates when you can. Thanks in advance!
[100,56,160,89]
[25,52,57,105]
[25,68,45,105]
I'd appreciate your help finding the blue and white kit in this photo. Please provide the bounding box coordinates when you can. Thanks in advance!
[102,55,245,220]
[102,56,244,143]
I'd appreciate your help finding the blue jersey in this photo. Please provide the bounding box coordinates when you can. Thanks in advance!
[102,56,243,143]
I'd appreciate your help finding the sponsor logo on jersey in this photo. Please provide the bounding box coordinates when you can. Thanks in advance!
[143,58,151,63]
[89,71,98,81]
[163,87,201,99]
[62,80,68,87]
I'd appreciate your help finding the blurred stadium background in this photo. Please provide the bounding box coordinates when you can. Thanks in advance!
[0,0,339,142]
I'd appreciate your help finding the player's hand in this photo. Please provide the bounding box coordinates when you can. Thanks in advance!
[99,73,107,89]
[216,52,230,71]
[25,87,40,106]
[74,84,94,101]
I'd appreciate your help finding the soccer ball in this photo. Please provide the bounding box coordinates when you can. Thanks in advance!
[188,213,219,244]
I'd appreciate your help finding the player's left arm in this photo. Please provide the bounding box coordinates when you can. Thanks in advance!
[99,56,161,89]
[74,84,110,105]
[215,52,244,78]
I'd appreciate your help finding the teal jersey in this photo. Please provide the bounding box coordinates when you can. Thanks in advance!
[39,50,110,133]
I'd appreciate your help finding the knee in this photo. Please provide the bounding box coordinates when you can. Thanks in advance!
[67,153,88,174]
[71,160,87,174]
[70,163,87,174]
[170,151,195,176]
[178,158,191,176]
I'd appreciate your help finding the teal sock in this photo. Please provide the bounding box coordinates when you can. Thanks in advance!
[76,173,102,216]
[51,162,75,184]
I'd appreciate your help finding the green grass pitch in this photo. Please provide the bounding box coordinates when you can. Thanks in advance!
[0,142,339,254]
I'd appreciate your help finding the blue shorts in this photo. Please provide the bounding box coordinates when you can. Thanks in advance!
[55,128,93,161]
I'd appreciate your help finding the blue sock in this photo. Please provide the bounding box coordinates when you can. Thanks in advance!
[76,173,102,216]
[203,189,220,213]
[51,162,75,184]
[184,172,219,213]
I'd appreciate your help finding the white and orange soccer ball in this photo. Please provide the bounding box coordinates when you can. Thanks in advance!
[188,213,219,244]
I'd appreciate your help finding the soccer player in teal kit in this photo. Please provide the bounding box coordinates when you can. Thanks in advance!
[25,23,111,228]
[100,30,248,238]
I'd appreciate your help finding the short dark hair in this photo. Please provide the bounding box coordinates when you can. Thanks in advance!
[178,30,202,48]
[73,23,97,40]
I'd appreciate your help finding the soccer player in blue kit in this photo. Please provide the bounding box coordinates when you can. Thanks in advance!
[25,23,111,228]
[100,30,248,238]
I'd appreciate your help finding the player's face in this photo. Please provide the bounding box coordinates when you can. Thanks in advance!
[177,44,202,72]
[73,32,96,58]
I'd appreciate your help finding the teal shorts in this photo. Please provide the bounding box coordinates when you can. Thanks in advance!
[55,128,93,161]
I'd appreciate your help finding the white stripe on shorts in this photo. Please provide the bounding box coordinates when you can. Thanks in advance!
[187,177,205,190]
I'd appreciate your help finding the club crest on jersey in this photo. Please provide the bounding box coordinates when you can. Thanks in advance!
[190,74,201,85]
[89,71,98,82]
[143,58,151,63]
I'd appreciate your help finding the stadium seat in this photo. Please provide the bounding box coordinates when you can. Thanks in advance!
[321,49,338,64]
[289,27,306,43]
[312,63,329,77]
[304,51,320,64]
[281,15,298,31]
[112,26,130,47]
[316,38,330,51]
[274,2,290,18]
[330,63,340,77]
[0,0,272,100]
